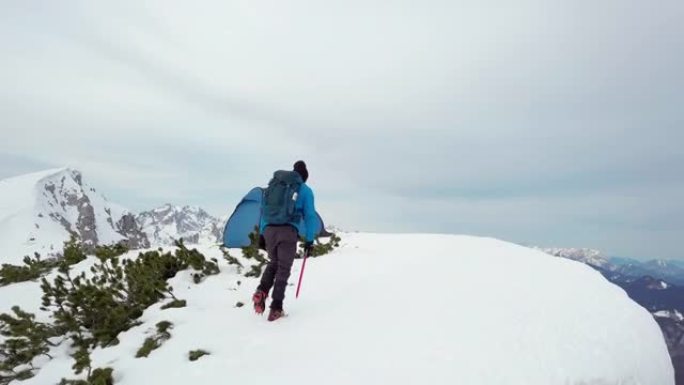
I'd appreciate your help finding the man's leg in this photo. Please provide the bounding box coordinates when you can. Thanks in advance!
[257,226,279,295]
[254,227,278,314]
[270,226,298,311]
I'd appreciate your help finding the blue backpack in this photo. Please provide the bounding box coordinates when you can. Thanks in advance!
[262,170,303,225]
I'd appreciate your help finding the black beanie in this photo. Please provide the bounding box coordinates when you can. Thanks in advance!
[293,160,309,182]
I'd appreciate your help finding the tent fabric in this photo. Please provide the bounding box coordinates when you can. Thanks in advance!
[222,187,329,248]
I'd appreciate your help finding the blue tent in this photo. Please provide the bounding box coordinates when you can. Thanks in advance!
[222,187,329,248]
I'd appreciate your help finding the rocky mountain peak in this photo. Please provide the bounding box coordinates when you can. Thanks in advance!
[0,168,150,264]
[136,204,222,246]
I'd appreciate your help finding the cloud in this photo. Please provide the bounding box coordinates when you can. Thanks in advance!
[0,0,683,258]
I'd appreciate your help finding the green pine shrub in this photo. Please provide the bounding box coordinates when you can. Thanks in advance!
[221,248,243,274]
[242,229,269,278]
[156,321,172,335]
[13,369,35,381]
[59,366,113,385]
[0,236,98,287]
[0,369,35,385]
[160,299,187,310]
[244,265,264,278]
[135,321,173,358]
[62,236,88,266]
[173,239,220,283]
[0,238,221,382]
[300,233,342,258]
[0,254,58,287]
[135,338,159,359]
[188,349,210,362]
[88,367,114,385]
[0,306,58,384]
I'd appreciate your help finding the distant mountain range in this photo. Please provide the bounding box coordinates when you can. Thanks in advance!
[537,247,684,285]
[0,168,225,264]
[137,204,223,246]
[535,247,610,268]
[609,258,684,286]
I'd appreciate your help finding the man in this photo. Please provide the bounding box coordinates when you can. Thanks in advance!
[252,160,317,322]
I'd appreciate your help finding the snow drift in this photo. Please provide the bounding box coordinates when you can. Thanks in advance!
[0,233,673,385]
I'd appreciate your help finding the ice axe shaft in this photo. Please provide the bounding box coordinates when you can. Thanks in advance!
[295,250,309,299]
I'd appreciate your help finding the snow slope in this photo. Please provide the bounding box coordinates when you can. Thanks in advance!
[0,233,674,384]
[0,168,148,264]
[0,168,70,263]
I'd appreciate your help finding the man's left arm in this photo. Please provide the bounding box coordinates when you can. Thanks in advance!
[303,186,317,243]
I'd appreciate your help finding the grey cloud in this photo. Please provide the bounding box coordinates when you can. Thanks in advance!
[1,0,683,258]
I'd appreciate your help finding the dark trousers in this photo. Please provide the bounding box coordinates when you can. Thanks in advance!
[257,225,298,310]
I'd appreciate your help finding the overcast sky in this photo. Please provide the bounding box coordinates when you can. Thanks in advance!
[1,0,683,259]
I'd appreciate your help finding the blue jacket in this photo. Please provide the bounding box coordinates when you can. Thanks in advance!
[259,183,317,242]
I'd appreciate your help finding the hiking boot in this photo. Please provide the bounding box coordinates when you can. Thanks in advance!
[267,308,285,322]
[252,291,267,315]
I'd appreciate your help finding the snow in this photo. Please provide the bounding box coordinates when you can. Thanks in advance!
[85,185,127,246]
[0,233,673,385]
[654,310,684,322]
[0,169,128,264]
[655,310,670,318]
[0,168,72,264]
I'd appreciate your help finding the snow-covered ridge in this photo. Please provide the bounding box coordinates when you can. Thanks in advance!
[136,204,222,246]
[534,247,609,268]
[0,233,674,384]
[0,168,148,264]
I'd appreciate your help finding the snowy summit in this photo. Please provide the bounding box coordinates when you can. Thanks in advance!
[0,233,673,384]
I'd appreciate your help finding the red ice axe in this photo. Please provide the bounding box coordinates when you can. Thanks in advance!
[295,250,310,299]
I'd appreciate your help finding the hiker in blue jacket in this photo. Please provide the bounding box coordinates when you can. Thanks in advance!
[253,160,317,321]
